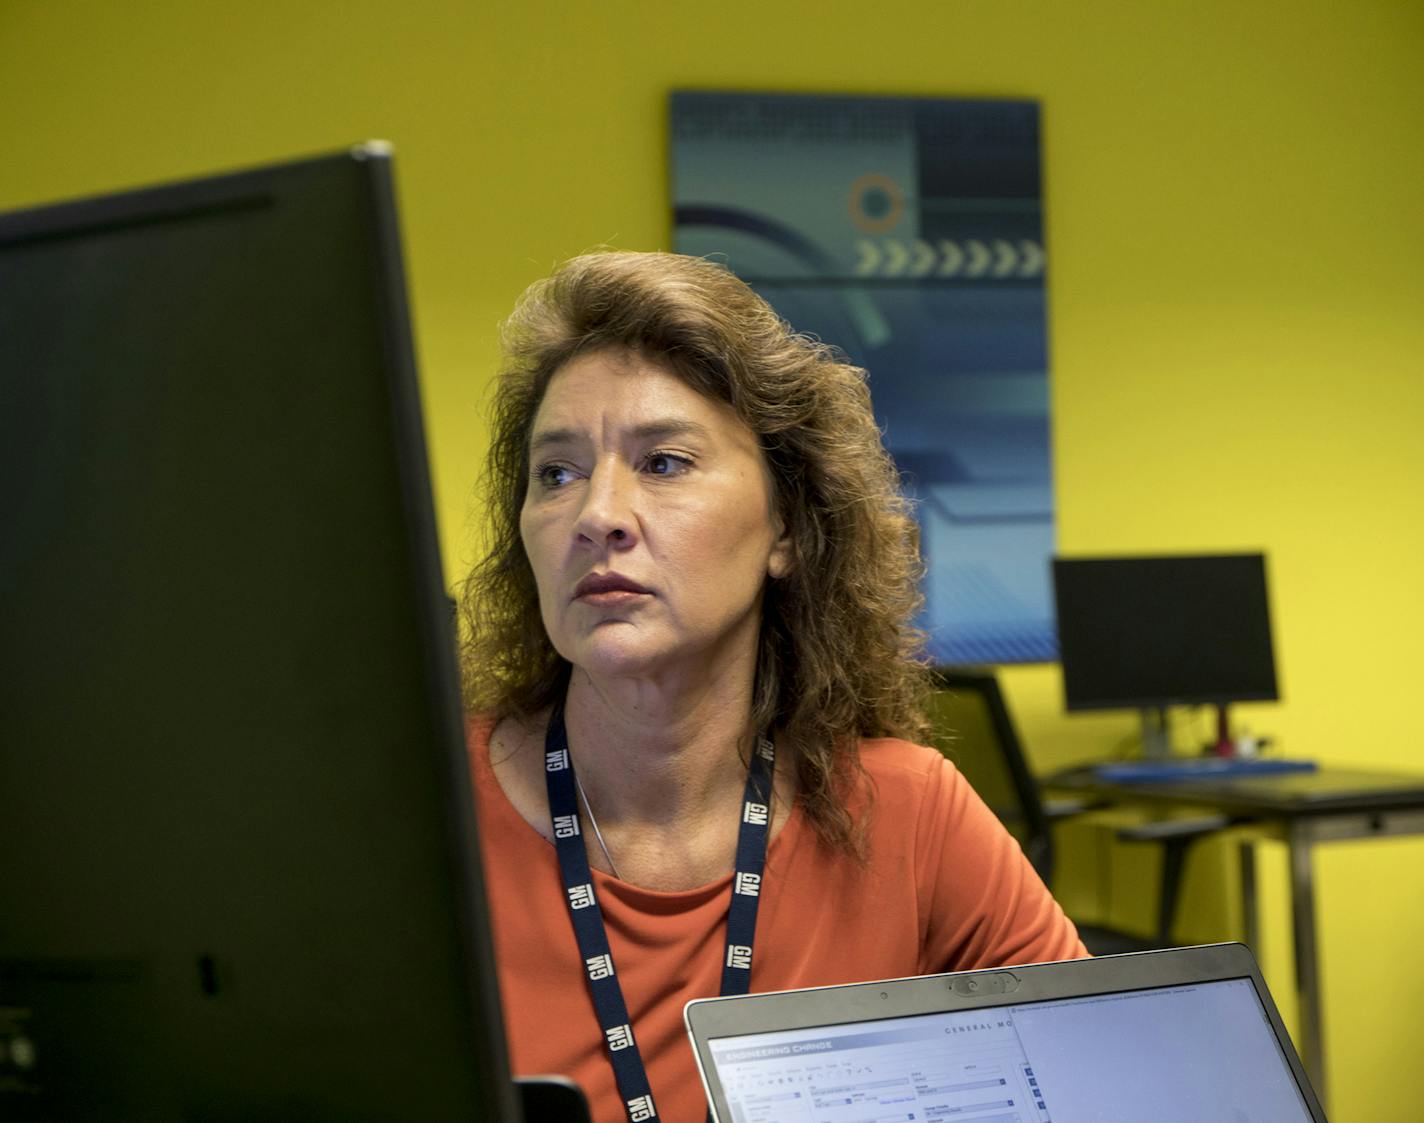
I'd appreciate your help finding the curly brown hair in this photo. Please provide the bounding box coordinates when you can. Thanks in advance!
[459,250,930,850]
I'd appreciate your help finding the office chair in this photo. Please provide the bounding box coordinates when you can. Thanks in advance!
[928,669,1232,954]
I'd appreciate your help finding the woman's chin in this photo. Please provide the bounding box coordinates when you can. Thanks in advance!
[564,634,670,681]
[559,617,759,689]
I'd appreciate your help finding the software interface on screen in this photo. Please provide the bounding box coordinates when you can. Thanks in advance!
[706,979,1311,1123]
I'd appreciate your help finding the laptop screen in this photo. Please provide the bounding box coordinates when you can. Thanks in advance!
[706,977,1313,1122]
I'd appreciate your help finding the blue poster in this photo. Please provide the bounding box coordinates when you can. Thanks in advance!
[672,92,1055,665]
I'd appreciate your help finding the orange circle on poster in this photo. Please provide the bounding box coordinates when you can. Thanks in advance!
[848,174,905,234]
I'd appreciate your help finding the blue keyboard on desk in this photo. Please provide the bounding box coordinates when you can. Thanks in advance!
[1094,758,1319,783]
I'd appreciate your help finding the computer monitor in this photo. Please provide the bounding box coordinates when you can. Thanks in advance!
[1051,553,1279,755]
[0,147,521,1119]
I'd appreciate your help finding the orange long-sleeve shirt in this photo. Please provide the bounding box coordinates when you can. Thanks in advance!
[469,720,1087,1123]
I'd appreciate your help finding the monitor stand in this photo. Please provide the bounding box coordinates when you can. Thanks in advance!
[1210,702,1235,757]
[1140,706,1171,760]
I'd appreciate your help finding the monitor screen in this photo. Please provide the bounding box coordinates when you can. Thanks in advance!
[1051,553,1279,711]
[0,149,518,1119]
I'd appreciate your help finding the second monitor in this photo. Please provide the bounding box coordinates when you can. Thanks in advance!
[1052,552,1279,757]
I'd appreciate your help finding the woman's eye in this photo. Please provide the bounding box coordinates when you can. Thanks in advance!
[644,452,691,477]
[534,463,575,488]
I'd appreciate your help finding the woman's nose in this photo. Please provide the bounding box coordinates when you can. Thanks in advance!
[573,464,638,548]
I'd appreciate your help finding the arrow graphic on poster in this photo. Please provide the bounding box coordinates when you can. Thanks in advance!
[855,239,880,276]
[848,238,1046,280]
[908,240,937,277]
[881,239,910,276]
[964,240,991,277]
[1018,239,1044,277]
[938,240,965,277]
[992,240,1019,278]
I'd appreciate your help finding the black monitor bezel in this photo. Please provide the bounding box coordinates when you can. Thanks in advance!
[0,146,520,1120]
[1051,551,1280,713]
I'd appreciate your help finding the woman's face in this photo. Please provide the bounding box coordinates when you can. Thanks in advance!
[519,350,792,686]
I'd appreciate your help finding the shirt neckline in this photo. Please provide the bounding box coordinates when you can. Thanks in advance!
[469,714,804,905]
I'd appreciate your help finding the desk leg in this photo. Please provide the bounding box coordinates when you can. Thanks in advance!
[1288,822,1326,1109]
[1238,840,1259,953]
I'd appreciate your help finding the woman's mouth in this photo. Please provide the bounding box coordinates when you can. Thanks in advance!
[573,572,653,605]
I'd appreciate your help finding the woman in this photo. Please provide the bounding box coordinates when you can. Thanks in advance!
[460,251,1085,1123]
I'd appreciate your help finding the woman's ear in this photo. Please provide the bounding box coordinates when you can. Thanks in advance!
[767,519,793,580]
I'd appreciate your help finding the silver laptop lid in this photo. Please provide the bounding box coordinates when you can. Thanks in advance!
[686,943,1326,1122]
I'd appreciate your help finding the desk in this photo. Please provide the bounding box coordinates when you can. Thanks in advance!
[1047,764,1424,1109]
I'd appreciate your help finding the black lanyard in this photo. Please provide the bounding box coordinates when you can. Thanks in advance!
[544,707,774,1123]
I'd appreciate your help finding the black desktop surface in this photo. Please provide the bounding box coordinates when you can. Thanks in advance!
[0,148,520,1119]
[1051,762,1424,816]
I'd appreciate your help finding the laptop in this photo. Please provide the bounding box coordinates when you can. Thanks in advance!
[686,943,1326,1122]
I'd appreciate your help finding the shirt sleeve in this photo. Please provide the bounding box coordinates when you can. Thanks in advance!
[912,749,1089,973]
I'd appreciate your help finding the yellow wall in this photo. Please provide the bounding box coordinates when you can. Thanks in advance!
[4,2,1420,1118]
